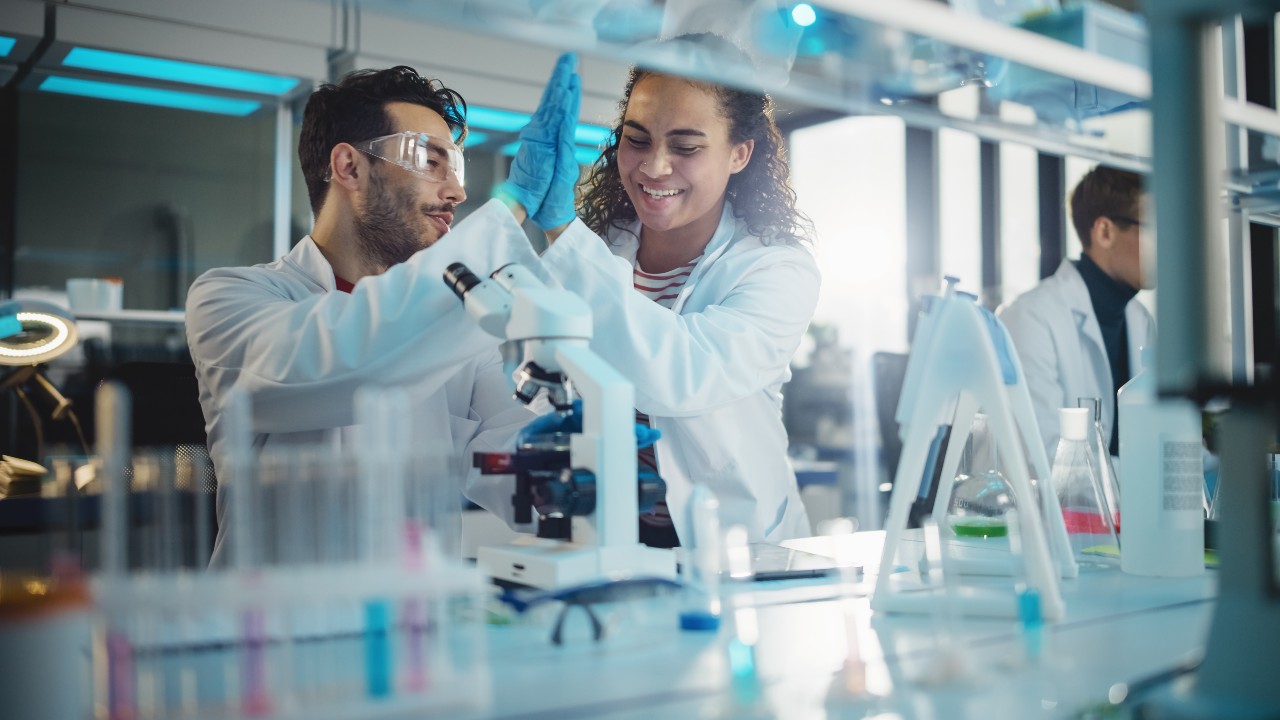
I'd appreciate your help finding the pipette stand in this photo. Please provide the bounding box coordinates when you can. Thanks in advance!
[871,278,1070,621]
[451,263,675,589]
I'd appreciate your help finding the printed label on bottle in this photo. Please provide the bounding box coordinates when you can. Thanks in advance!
[1160,436,1203,529]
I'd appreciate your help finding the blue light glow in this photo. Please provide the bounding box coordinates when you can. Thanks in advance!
[39,76,262,116]
[792,3,817,27]
[574,145,600,166]
[503,140,600,167]
[468,106,530,132]
[462,131,488,147]
[573,124,611,146]
[62,47,298,95]
[468,105,609,147]
[0,36,15,58]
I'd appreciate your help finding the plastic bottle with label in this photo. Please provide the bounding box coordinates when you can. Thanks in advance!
[1116,347,1205,577]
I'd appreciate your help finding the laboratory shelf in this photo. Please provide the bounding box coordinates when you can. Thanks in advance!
[1222,98,1280,220]
[338,0,1280,221]
[71,308,186,325]
[335,0,1155,170]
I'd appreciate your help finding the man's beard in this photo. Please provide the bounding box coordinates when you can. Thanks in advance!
[353,169,452,270]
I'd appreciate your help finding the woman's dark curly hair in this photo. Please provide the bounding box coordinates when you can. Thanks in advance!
[299,65,467,216]
[578,34,813,246]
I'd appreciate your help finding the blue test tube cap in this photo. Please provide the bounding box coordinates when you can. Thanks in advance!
[679,609,721,631]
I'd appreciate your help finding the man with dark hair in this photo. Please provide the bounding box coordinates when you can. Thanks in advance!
[999,165,1155,462]
[186,59,580,565]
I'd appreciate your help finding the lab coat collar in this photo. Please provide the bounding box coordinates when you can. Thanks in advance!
[701,200,741,263]
[610,200,738,262]
[608,201,740,313]
[279,235,336,293]
[1057,259,1113,388]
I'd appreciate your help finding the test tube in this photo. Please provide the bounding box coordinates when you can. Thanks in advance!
[96,382,137,720]
[269,447,303,715]
[144,449,181,717]
[821,517,867,696]
[722,525,761,707]
[1006,509,1043,662]
[222,388,272,717]
[354,386,408,699]
[920,517,964,683]
[679,483,723,632]
[402,453,430,693]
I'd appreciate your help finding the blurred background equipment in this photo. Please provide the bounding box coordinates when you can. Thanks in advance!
[0,299,87,465]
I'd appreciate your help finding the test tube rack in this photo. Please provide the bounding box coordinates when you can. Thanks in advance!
[90,559,489,720]
[83,380,491,719]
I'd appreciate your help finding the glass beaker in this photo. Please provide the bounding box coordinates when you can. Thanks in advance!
[1053,407,1120,565]
[947,413,1017,538]
[1077,397,1121,531]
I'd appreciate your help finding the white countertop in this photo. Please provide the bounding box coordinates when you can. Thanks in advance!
[471,531,1216,719]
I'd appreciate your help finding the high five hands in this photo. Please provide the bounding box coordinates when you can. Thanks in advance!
[495,52,583,234]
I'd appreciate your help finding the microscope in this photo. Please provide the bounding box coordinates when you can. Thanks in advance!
[444,263,675,588]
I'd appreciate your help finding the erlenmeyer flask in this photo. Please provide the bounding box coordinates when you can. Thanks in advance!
[947,413,1017,538]
[1053,407,1119,564]
[1077,397,1121,533]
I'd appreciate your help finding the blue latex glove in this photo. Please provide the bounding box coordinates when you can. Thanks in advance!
[496,53,578,219]
[530,71,582,230]
[520,399,661,449]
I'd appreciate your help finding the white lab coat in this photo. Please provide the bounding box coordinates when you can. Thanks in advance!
[997,258,1154,462]
[186,200,544,565]
[541,202,820,544]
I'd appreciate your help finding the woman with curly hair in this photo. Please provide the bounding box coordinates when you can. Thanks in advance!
[524,35,821,548]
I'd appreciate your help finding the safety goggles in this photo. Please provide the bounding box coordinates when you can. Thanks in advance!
[1107,215,1148,230]
[332,131,465,185]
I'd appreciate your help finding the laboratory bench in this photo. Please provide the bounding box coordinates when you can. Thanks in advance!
[468,531,1215,720]
[0,523,1224,720]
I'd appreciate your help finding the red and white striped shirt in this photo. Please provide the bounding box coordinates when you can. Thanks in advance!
[632,255,702,309]
[632,254,702,547]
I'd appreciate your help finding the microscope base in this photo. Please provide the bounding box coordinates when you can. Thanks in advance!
[478,539,676,589]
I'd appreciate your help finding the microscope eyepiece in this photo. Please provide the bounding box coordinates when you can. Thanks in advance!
[443,262,482,299]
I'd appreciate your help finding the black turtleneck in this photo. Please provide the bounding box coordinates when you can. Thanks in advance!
[1074,253,1138,455]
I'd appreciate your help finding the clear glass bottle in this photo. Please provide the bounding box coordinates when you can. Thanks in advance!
[947,413,1017,539]
[1052,407,1119,565]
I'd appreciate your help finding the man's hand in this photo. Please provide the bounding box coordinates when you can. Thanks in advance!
[495,53,578,221]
